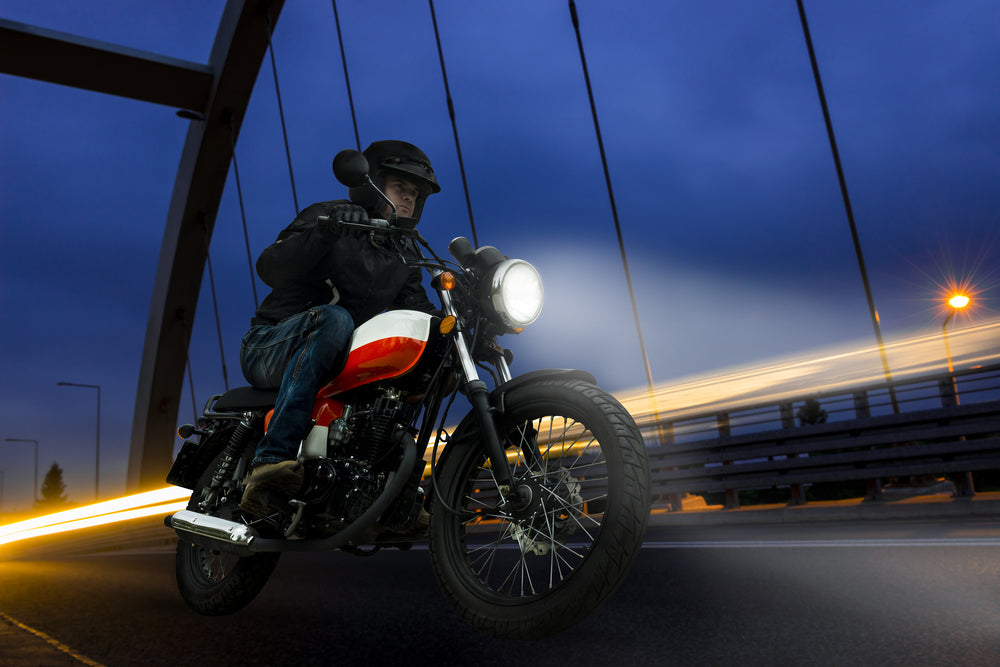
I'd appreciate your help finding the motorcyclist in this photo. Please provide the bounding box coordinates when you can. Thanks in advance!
[238,140,441,517]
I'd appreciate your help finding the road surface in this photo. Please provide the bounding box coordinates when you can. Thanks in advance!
[1,518,999,666]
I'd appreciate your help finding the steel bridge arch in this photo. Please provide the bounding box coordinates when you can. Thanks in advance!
[0,0,286,491]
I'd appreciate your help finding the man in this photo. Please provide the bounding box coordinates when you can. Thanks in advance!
[238,140,440,517]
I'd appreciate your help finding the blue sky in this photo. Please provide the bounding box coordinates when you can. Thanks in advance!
[1,0,998,508]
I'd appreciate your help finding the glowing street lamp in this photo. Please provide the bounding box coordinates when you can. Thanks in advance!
[942,292,974,495]
[3,438,39,503]
[941,292,971,410]
[947,294,970,311]
[942,293,971,375]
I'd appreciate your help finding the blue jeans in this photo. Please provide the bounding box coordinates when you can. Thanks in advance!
[240,305,355,467]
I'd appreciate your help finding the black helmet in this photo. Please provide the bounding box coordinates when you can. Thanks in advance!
[349,140,440,223]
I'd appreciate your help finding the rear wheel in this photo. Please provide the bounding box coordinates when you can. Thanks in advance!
[175,429,280,615]
[429,379,650,638]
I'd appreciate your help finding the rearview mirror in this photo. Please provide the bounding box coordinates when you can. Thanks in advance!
[332,149,369,188]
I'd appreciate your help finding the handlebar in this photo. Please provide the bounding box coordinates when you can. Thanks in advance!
[316,215,418,238]
[316,213,451,273]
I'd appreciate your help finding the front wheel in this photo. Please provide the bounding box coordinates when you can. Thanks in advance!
[429,378,651,638]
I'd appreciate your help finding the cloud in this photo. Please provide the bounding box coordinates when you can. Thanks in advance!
[516,242,877,393]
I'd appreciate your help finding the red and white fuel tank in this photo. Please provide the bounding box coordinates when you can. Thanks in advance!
[318,309,433,397]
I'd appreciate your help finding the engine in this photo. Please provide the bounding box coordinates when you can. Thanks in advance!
[295,389,422,538]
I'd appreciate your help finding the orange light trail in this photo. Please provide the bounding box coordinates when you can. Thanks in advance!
[3,319,998,550]
[0,486,189,547]
[618,317,1000,423]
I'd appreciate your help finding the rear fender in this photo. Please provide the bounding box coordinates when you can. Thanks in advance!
[165,424,236,490]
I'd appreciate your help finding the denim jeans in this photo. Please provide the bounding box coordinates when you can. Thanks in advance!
[240,305,355,467]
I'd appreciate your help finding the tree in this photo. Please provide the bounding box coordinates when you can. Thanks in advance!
[37,461,69,508]
[797,399,828,426]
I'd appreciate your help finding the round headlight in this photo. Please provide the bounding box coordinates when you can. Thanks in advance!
[489,259,544,330]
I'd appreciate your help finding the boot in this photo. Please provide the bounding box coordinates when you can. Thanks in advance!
[240,460,304,517]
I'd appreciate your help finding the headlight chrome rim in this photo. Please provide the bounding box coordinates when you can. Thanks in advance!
[489,259,544,330]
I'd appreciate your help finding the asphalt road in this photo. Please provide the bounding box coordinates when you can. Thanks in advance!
[1,518,999,666]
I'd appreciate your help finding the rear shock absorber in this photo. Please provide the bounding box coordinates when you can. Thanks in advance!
[210,413,261,491]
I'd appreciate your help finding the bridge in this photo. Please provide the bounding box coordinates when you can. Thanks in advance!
[1,2,997,509]
[4,7,1000,665]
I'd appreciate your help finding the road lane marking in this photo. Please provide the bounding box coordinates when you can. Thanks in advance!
[641,538,1000,548]
[0,611,106,666]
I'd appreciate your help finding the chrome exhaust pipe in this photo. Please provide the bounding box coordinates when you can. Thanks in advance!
[167,509,258,556]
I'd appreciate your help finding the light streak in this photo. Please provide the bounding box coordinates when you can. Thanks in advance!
[0,486,189,547]
[641,538,1000,549]
[618,317,1000,421]
[3,320,997,550]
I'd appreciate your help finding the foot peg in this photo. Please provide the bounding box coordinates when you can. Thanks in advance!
[284,499,307,537]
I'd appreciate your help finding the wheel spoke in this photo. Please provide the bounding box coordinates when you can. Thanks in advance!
[430,380,650,638]
[443,400,637,605]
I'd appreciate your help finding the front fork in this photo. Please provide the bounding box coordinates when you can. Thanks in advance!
[438,289,532,511]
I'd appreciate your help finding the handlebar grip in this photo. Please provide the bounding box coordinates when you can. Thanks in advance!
[449,236,476,269]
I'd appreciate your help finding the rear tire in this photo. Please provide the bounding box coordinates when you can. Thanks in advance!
[429,378,650,638]
[175,430,280,615]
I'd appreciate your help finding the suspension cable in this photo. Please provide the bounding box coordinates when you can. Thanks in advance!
[331,0,361,151]
[795,0,898,413]
[568,1,667,444]
[264,13,300,213]
[224,112,261,310]
[177,309,199,423]
[198,214,230,392]
[428,0,480,246]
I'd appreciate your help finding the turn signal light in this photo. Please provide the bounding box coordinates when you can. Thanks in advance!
[440,315,457,334]
[439,271,456,291]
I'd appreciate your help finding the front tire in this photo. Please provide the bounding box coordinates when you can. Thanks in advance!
[429,378,651,638]
[175,429,280,615]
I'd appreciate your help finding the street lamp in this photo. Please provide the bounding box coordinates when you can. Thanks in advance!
[57,381,101,500]
[941,293,971,408]
[942,293,974,496]
[942,293,971,377]
[3,438,39,503]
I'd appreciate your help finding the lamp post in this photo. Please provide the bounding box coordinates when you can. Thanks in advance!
[942,293,974,496]
[57,381,101,500]
[942,294,970,405]
[3,438,39,503]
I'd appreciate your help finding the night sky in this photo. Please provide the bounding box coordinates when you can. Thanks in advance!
[2,0,998,508]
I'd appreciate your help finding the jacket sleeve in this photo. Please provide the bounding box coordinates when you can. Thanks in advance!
[255,202,339,288]
[391,265,437,314]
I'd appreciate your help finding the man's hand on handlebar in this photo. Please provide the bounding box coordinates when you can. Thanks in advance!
[324,203,369,228]
[318,205,416,238]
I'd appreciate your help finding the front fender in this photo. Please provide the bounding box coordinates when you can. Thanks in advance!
[428,368,597,498]
[489,368,596,416]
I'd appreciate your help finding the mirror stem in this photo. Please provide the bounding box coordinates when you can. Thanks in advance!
[367,175,396,219]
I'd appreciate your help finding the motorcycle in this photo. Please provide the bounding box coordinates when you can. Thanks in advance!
[164,149,651,639]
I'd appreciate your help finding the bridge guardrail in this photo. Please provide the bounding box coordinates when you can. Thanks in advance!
[637,363,1000,509]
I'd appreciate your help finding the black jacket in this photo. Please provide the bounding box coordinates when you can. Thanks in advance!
[251,199,434,327]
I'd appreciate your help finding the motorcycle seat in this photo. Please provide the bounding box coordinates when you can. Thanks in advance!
[212,386,279,412]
